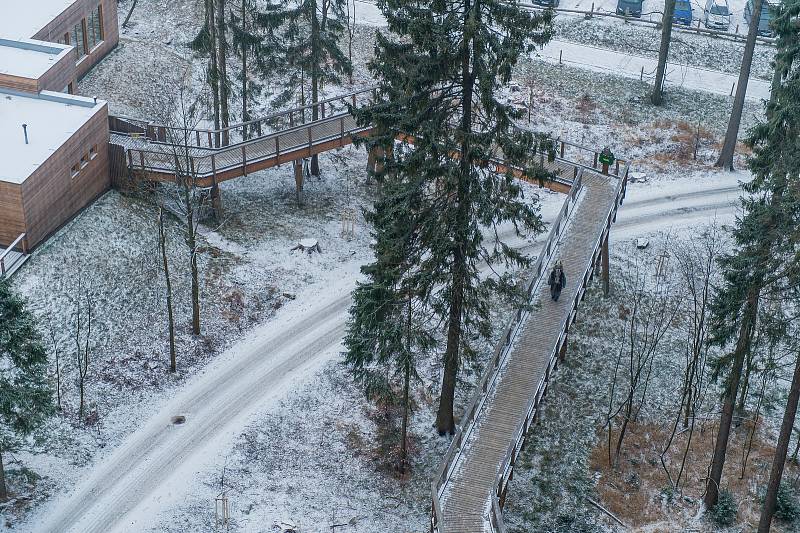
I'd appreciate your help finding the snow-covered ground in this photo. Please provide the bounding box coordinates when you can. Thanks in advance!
[0,0,775,531]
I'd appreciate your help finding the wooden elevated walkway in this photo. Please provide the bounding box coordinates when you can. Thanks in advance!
[109,87,625,195]
[110,87,630,531]
[432,165,628,533]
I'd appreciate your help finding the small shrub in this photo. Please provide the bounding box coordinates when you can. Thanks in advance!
[709,489,737,527]
[774,483,800,523]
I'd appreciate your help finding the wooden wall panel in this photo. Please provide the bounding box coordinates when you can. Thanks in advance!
[0,182,25,248]
[32,0,119,80]
[39,50,78,92]
[20,105,111,248]
[0,73,38,93]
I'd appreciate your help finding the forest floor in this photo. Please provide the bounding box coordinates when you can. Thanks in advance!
[503,235,800,533]
[0,0,782,531]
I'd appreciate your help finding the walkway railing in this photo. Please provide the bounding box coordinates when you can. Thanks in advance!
[487,161,629,532]
[112,87,377,149]
[0,233,28,278]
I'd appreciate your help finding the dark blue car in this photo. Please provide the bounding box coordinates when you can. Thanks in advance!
[673,0,693,24]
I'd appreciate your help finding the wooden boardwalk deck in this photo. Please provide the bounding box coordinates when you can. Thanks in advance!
[111,90,629,531]
[436,170,623,533]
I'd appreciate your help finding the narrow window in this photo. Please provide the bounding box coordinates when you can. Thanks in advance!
[73,22,87,59]
[89,145,98,159]
[80,154,89,169]
[71,164,80,179]
[89,5,104,49]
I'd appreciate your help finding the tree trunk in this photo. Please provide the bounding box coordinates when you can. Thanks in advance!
[758,353,800,532]
[715,0,762,170]
[0,445,7,502]
[122,0,138,27]
[705,285,760,508]
[436,0,475,436]
[400,357,411,472]
[651,0,675,105]
[216,0,230,146]
[736,349,754,418]
[400,296,412,471]
[241,0,249,140]
[310,0,321,177]
[185,185,201,336]
[437,286,461,435]
[159,208,177,372]
[207,0,221,147]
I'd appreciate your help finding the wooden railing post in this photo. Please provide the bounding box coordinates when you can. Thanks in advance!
[242,145,247,176]
[602,234,610,297]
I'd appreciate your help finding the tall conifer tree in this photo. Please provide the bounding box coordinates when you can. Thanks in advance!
[256,0,352,175]
[0,280,52,501]
[351,0,552,435]
[749,2,800,528]
[704,0,800,507]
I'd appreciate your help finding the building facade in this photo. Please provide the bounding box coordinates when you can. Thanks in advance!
[0,0,118,250]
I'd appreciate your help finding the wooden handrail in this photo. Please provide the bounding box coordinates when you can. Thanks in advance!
[136,87,377,145]
[0,233,27,277]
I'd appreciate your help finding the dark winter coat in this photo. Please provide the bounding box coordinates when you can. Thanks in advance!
[548,266,566,301]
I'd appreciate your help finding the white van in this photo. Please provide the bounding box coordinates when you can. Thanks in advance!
[704,0,732,30]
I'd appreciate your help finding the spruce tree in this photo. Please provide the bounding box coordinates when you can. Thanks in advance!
[705,0,800,506]
[0,280,52,501]
[230,0,264,139]
[751,2,800,527]
[256,0,352,175]
[353,0,552,435]
[344,176,435,471]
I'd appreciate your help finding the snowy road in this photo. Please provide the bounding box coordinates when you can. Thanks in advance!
[33,289,353,533]
[355,0,771,101]
[31,175,742,533]
[538,40,771,101]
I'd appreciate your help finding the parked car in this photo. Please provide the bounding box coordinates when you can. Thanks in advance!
[673,0,694,25]
[703,0,731,29]
[744,0,777,36]
[532,0,560,7]
[616,0,643,17]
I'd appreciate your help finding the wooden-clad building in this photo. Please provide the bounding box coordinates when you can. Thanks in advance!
[0,0,119,250]
[0,0,119,80]
[0,90,109,249]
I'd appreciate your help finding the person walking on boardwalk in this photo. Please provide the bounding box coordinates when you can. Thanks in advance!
[548,260,566,302]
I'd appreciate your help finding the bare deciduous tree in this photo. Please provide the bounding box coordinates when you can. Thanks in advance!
[158,207,177,372]
[72,277,94,422]
[660,230,720,491]
[606,241,681,468]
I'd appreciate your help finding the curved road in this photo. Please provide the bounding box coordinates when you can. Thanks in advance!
[31,181,740,533]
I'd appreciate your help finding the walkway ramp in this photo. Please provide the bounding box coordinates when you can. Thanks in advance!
[433,166,628,532]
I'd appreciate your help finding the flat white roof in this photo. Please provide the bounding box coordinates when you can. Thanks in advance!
[0,1,79,40]
[0,38,73,80]
[0,89,105,184]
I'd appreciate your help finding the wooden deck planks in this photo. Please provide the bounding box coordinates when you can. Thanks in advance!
[440,172,618,533]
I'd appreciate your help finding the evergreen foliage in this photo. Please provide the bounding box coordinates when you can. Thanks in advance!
[229,0,265,131]
[774,482,800,522]
[348,0,553,434]
[0,279,53,500]
[705,0,800,508]
[255,0,352,108]
[709,488,738,526]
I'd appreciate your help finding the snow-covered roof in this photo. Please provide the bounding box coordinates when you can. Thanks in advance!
[0,1,79,40]
[0,38,73,80]
[0,89,106,185]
